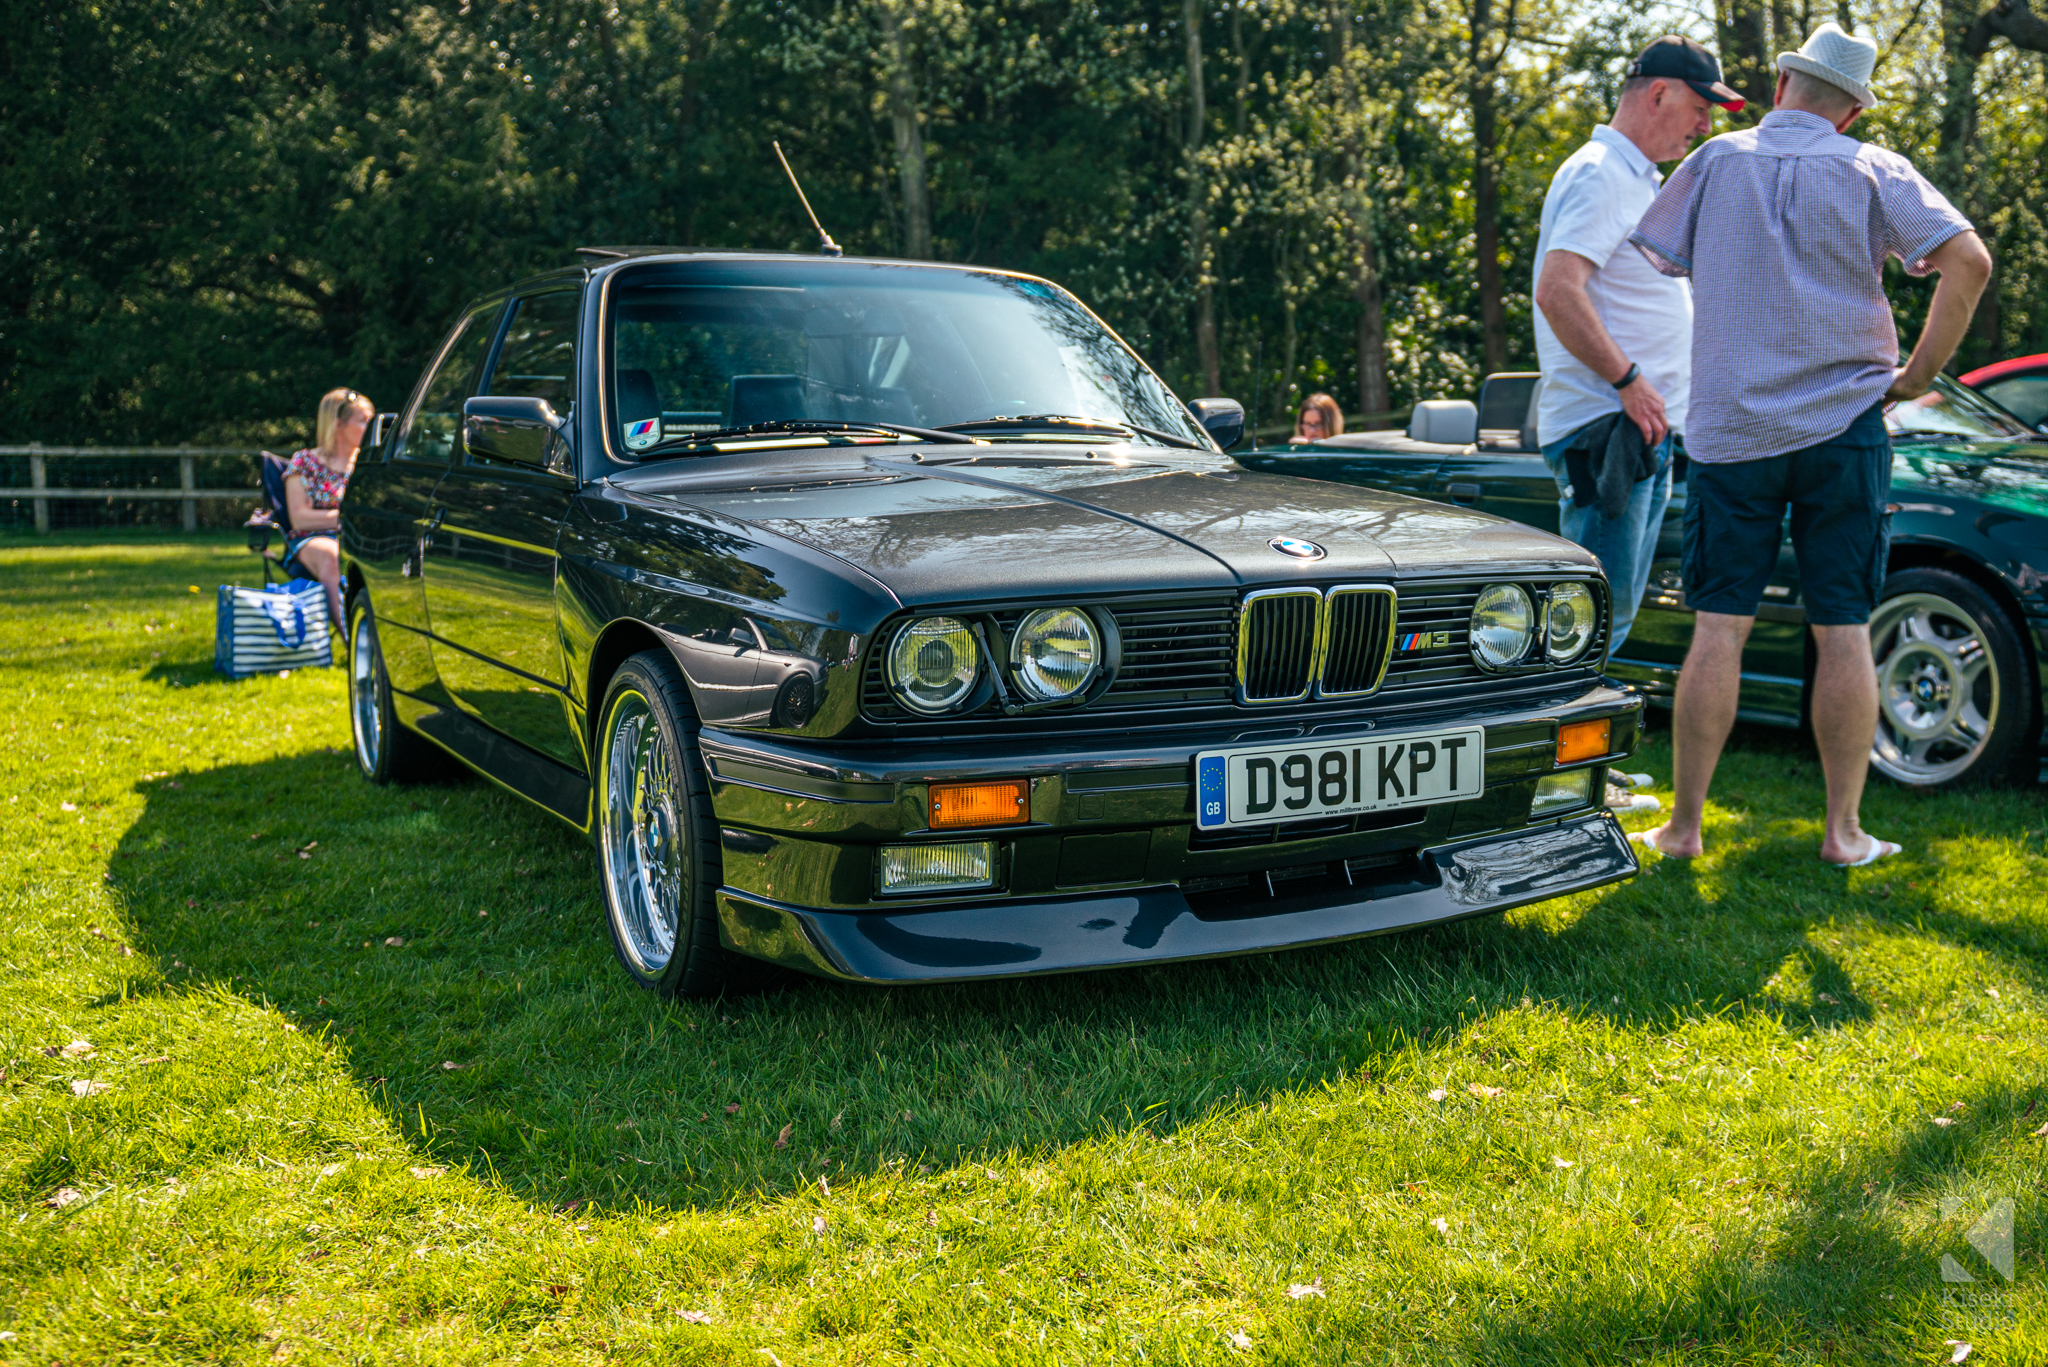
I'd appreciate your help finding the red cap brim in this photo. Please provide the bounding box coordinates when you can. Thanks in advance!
[1689,79,1745,111]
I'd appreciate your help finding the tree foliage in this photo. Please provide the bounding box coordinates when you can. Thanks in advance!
[2,0,2043,446]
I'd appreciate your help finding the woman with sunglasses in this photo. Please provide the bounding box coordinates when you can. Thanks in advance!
[283,387,374,633]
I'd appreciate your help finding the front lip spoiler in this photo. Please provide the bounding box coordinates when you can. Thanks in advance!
[716,812,1637,984]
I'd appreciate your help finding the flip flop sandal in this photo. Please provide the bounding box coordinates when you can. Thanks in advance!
[1627,824,1692,858]
[1827,836,1901,869]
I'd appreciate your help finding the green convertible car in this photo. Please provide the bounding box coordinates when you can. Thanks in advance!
[1242,373,2048,788]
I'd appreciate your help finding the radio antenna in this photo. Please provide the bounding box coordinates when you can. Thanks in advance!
[772,141,842,257]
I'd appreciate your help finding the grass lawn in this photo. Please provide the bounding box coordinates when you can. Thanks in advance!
[1,535,2044,1365]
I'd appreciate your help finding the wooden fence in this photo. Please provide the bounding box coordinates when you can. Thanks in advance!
[0,446,267,533]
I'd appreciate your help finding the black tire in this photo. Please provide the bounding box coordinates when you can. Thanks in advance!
[593,649,759,998]
[348,596,448,785]
[772,671,819,728]
[1868,567,2037,787]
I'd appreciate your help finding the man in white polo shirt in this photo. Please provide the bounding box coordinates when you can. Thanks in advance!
[1532,36,1743,655]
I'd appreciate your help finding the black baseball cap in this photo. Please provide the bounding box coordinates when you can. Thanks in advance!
[1629,35,1744,111]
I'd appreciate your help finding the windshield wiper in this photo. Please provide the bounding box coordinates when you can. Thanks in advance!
[636,419,980,458]
[938,414,1205,450]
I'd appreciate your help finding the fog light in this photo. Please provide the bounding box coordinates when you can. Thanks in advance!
[929,779,1028,829]
[1556,718,1610,764]
[1531,770,1592,816]
[877,842,996,894]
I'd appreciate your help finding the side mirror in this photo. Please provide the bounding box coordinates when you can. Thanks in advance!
[368,412,397,452]
[463,396,565,467]
[1408,399,1479,447]
[1189,398,1246,450]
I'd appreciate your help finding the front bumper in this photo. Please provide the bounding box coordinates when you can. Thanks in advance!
[718,813,1636,983]
[701,679,1643,982]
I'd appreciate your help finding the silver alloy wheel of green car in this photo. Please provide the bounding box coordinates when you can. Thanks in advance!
[599,689,684,976]
[1869,591,1999,786]
[350,608,384,775]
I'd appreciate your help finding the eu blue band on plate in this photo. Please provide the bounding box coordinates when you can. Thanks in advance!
[1196,754,1227,829]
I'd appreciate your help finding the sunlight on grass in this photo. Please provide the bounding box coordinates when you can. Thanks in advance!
[1,536,2043,1364]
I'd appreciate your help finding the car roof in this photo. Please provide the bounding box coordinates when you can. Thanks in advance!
[1959,352,2048,386]
[489,248,1047,305]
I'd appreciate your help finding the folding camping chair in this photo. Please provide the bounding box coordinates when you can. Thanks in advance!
[242,452,298,586]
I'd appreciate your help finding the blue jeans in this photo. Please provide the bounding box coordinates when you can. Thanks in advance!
[1539,426,1677,655]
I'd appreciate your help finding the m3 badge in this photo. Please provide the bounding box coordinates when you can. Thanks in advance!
[1398,630,1450,652]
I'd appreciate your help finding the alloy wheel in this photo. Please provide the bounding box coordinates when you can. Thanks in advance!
[1869,592,1999,785]
[600,690,684,976]
[350,609,384,775]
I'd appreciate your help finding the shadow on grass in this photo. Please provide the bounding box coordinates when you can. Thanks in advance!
[109,732,2047,1218]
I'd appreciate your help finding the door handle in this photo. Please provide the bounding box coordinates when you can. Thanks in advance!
[1445,482,1483,503]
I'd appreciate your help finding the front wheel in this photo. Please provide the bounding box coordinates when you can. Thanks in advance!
[1868,568,2036,787]
[595,650,753,998]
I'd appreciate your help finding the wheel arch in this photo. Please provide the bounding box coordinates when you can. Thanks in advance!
[584,618,677,752]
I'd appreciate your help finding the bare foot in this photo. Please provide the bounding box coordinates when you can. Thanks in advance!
[1821,833,1901,867]
[1628,823,1701,858]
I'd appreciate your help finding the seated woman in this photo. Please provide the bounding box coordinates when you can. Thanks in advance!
[1292,392,1344,442]
[283,387,374,633]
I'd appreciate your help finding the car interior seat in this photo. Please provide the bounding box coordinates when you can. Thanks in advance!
[1477,372,1541,451]
[616,368,663,433]
[729,374,807,427]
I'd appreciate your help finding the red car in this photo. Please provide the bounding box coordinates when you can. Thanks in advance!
[1961,353,2048,431]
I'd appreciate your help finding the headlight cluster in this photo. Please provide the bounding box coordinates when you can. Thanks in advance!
[1468,581,1601,670]
[885,608,1104,714]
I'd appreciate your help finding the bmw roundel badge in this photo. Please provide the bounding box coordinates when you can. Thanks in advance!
[1268,536,1326,561]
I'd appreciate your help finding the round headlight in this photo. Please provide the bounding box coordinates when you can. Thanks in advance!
[887,616,980,713]
[1470,583,1535,669]
[1010,607,1100,702]
[1545,582,1597,663]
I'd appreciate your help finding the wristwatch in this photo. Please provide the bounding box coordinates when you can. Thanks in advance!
[1611,362,1641,391]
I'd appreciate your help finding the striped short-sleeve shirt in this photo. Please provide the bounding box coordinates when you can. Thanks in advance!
[1628,109,1972,465]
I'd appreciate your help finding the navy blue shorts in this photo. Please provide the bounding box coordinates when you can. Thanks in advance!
[1681,403,1893,626]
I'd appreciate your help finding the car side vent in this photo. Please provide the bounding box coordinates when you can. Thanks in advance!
[1237,589,1320,703]
[1319,585,1397,697]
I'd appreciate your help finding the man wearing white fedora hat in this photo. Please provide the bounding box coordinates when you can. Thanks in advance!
[1628,21,1992,868]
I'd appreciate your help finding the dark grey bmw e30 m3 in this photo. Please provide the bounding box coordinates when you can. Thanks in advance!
[339,248,1642,996]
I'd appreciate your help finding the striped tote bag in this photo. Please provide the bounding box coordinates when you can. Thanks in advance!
[214,579,333,678]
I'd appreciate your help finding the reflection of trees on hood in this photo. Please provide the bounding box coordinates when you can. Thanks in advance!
[587,507,788,606]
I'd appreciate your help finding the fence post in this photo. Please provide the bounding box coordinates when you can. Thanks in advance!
[179,454,197,532]
[29,446,49,534]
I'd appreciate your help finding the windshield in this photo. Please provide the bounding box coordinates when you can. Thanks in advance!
[605,260,1208,455]
[1886,375,2038,442]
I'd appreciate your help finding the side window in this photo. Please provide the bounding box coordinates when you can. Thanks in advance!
[483,290,578,412]
[401,305,503,464]
[474,290,579,470]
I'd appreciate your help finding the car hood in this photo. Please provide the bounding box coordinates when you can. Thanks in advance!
[612,447,1595,605]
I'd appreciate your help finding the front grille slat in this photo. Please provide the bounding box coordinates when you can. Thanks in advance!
[1318,586,1396,697]
[1238,591,1318,702]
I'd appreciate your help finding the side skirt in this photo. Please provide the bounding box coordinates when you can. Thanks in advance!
[392,689,592,830]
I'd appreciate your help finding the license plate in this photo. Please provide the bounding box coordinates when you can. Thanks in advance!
[1194,727,1485,830]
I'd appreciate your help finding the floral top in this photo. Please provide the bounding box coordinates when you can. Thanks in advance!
[285,447,351,510]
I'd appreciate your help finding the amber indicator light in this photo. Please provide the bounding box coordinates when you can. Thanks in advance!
[1556,718,1611,765]
[928,779,1029,829]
